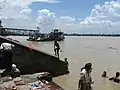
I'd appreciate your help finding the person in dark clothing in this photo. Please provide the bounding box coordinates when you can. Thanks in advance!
[102,71,108,78]
[0,42,15,73]
[54,40,60,58]
[64,58,69,70]
[109,72,120,83]
[64,58,69,66]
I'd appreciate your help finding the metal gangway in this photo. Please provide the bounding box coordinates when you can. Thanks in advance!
[0,27,40,36]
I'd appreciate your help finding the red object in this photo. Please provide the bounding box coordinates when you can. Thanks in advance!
[28,44,33,51]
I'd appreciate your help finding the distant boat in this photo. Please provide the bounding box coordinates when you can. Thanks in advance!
[27,29,65,41]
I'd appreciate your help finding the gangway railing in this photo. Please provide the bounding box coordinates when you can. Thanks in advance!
[0,27,40,36]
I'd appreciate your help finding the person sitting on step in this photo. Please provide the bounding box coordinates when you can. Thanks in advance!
[11,64,20,78]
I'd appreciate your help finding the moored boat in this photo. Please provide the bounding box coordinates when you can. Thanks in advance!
[27,29,65,41]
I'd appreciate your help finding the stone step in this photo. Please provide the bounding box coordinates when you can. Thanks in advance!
[0,77,64,90]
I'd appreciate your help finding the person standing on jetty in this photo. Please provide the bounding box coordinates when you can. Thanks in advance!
[54,40,60,58]
[78,63,94,90]
[0,42,15,73]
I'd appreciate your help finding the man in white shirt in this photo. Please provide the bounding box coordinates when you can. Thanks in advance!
[78,63,94,90]
[0,43,15,50]
[0,42,15,73]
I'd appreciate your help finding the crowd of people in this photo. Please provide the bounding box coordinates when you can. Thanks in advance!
[78,63,120,90]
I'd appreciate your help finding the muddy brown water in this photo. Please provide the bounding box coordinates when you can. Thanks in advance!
[8,36,120,90]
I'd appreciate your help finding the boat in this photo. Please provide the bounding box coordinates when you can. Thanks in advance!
[27,29,65,41]
[26,36,41,41]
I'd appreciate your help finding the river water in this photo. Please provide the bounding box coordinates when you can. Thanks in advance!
[7,36,120,90]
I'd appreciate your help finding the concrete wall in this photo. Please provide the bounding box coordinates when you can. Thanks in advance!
[0,36,69,77]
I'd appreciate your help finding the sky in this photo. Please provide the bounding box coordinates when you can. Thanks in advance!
[0,0,120,33]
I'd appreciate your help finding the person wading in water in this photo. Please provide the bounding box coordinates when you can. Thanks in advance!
[54,40,60,58]
[109,72,120,83]
[78,63,94,90]
[0,42,15,74]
